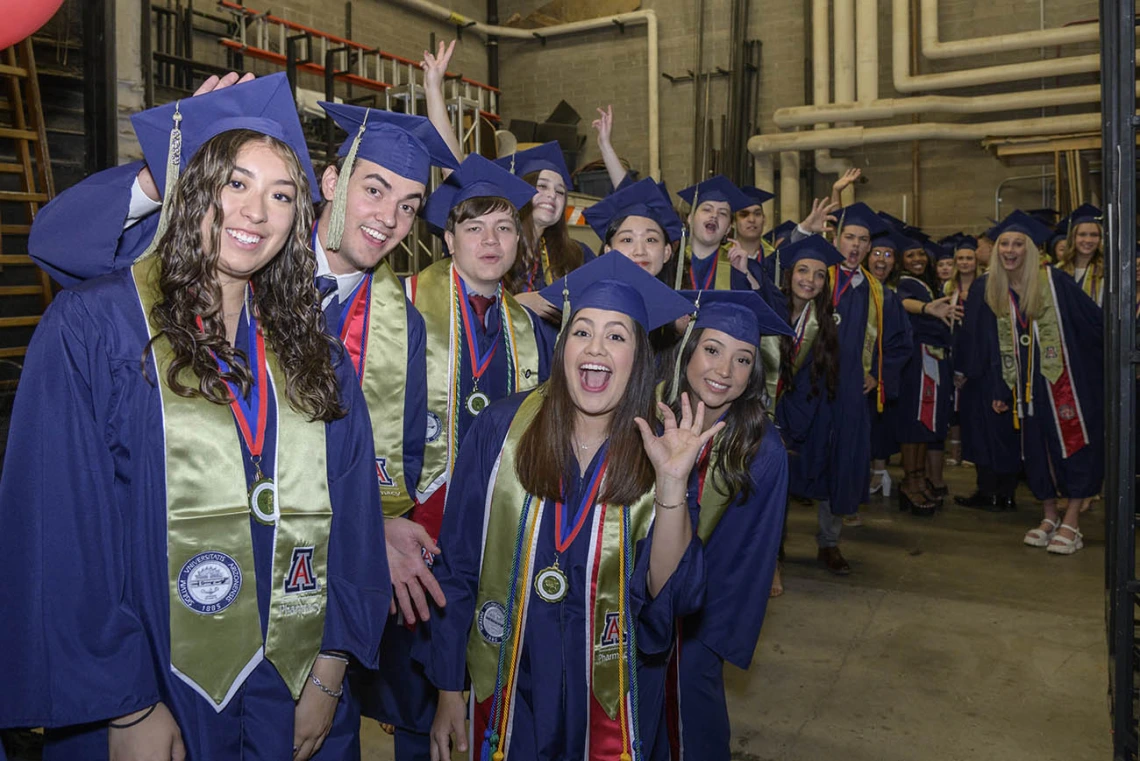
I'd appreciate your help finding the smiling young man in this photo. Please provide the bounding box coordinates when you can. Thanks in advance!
[820,203,912,574]
[405,154,557,545]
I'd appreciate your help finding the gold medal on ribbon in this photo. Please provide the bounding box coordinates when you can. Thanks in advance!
[466,389,491,416]
[249,476,277,525]
[534,561,569,603]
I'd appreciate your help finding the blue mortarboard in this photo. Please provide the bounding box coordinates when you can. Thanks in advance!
[877,210,909,230]
[836,202,887,236]
[872,229,919,252]
[990,210,1056,248]
[954,235,978,251]
[1068,203,1102,226]
[422,154,539,232]
[132,72,320,204]
[539,250,693,332]
[582,178,683,243]
[495,141,573,190]
[739,185,775,208]
[677,175,753,213]
[778,235,845,271]
[763,219,797,245]
[319,102,459,186]
[1027,208,1060,226]
[923,240,951,261]
[937,233,962,248]
[679,289,793,344]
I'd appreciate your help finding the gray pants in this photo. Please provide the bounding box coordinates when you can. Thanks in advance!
[816,500,844,548]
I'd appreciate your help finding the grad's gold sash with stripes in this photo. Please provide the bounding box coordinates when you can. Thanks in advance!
[684,242,735,290]
[466,389,655,720]
[360,262,413,517]
[133,256,331,709]
[997,267,1065,391]
[829,264,886,411]
[408,259,540,501]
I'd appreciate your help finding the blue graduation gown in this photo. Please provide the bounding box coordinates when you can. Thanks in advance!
[777,342,836,501]
[668,425,788,761]
[991,268,1103,499]
[894,276,953,444]
[29,161,155,287]
[829,276,911,514]
[417,393,706,760]
[0,268,390,759]
[688,251,784,313]
[954,275,1020,474]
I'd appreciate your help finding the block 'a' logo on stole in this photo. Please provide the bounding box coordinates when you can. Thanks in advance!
[284,546,319,594]
[376,457,395,488]
[600,611,627,648]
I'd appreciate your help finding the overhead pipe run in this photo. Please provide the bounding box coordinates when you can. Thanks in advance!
[772,82,1140,127]
[748,111,1110,154]
[919,0,1113,59]
[807,0,852,212]
[389,0,661,179]
[892,0,1121,93]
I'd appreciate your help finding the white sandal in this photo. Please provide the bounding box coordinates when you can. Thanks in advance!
[1023,518,1059,548]
[869,469,892,497]
[1046,524,1084,555]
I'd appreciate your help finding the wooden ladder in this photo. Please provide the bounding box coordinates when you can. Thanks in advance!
[0,38,55,363]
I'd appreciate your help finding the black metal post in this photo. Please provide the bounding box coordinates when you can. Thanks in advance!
[83,0,117,173]
[486,0,500,89]
[1101,0,1138,757]
[141,0,153,108]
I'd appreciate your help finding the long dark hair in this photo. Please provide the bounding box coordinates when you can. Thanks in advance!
[664,327,767,501]
[779,285,840,401]
[507,170,583,292]
[602,213,680,290]
[143,129,342,421]
[517,311,657,505]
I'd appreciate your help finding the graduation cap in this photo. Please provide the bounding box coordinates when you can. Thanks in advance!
[678,289,793,344]
[495,141,573,190]
[1026,208,1060,226]
[677,175,754,213]
[836,202,887,236]
[778,235,845,271]
[763,219,797,245]
[871,229,919,253]
[877,210,909,230]
[421,154,538,232]
[131,72,320,243]
[582,178,683,244]
[1068,203,1102,227]
[739,185,775,208]
[538,249,694,332]
[319,102,460,249]
[954,235,978,251]
[989,209,1056,248]
[923,240,951,261]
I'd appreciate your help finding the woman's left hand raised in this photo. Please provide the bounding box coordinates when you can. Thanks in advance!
[634,392,725,484]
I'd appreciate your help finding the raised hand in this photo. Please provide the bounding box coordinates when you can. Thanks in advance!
[923,296,964,326]
[193,71,255,97]
[592,105,614,148]
[799,197,841,236]
[634,393,725,485]
[422,39,457,94]
[832,167,861,195]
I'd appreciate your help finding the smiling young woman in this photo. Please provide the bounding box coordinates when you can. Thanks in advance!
[420,254,712,761]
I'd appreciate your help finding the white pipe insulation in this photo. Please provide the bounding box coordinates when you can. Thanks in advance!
[807,0,852,213]
[855,0,878,103]
[773,82,1140,128]
[891,0,1119,93]
[387,0,662,180]
[919,0,1112,59]
[748,111,1109,154]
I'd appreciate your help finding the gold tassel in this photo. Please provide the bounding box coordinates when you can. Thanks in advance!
[668,291,701,403]
[140,101,183,261]
[325,110,370,251]
[675,185,699,291]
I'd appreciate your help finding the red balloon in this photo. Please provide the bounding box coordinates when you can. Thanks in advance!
[0,0,67,51]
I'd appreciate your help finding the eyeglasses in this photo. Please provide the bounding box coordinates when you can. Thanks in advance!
[869,249,894,259]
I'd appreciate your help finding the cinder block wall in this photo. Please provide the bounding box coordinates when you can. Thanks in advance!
[115,0,1103,236]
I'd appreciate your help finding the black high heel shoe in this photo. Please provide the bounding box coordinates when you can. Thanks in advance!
[899,482,938,517]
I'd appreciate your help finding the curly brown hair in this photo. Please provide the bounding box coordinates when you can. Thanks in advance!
[143,129,344,422]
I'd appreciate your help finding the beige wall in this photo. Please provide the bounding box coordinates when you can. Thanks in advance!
[116,0,1104,237]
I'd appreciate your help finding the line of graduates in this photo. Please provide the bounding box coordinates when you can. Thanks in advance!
[0,52,1107,761]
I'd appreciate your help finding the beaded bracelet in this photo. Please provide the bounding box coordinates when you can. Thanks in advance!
[653,496,687,510]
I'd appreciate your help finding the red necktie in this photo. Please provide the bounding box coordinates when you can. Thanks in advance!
[468,294,497,327]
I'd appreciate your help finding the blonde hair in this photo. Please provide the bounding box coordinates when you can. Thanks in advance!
[985,232,1043,320]
[1058,220,1104,275]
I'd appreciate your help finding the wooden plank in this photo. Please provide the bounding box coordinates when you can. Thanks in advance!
[0,163,24,173]
[0,224,31,235]
[0,191,48,203]
[0,346,27,358]
[0,316,41,328]
[0,127,37,141]
[0,63,28,78]
[0,255,34,265]
[0,286,46,296]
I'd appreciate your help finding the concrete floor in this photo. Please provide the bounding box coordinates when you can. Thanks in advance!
[363,461,1111,761]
